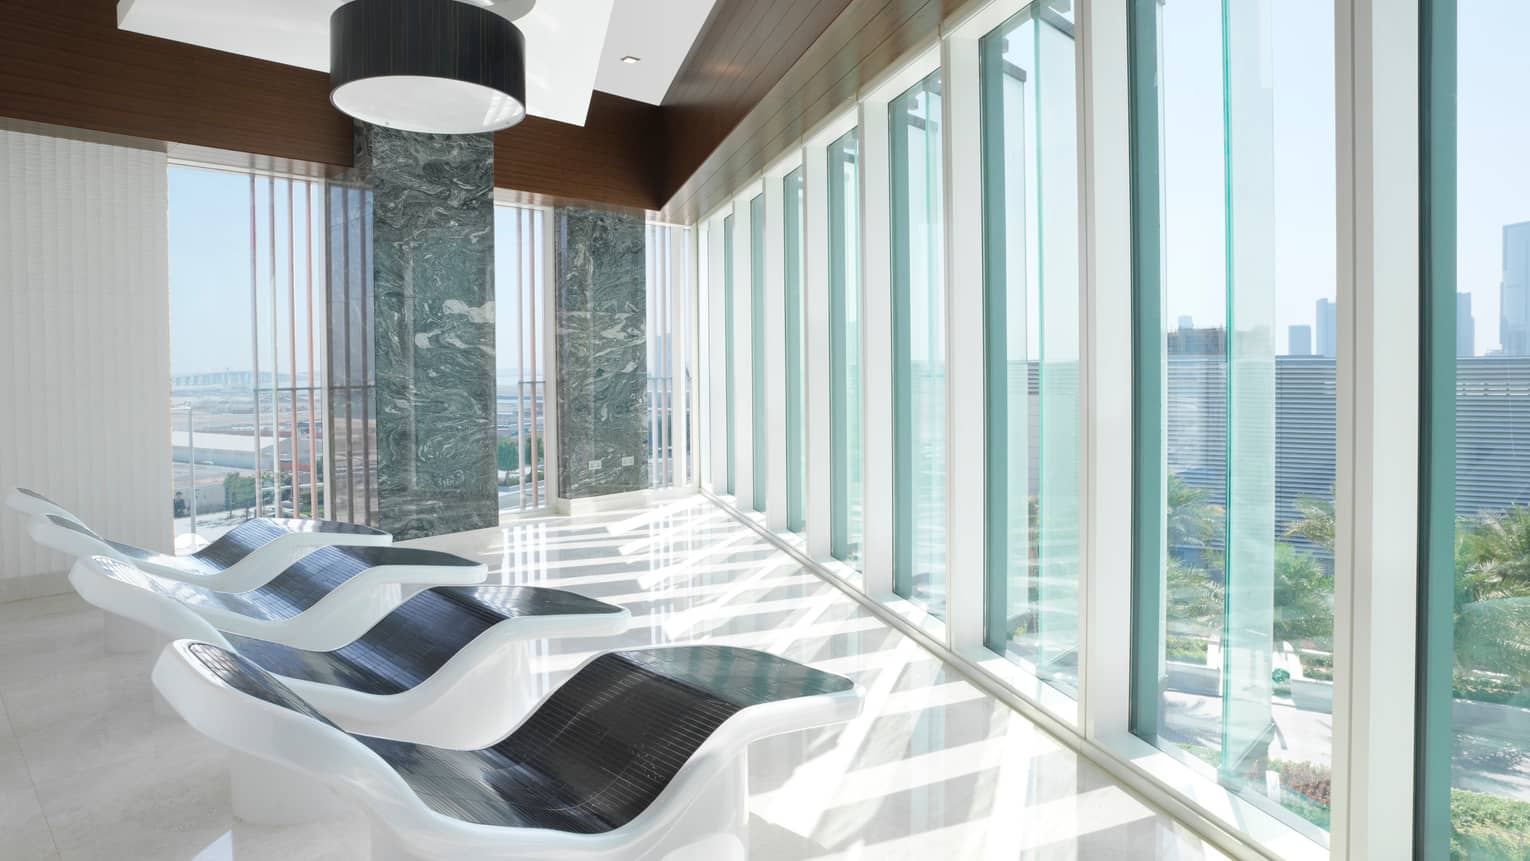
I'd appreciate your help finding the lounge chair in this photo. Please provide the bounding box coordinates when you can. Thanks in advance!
[153,640,862,860]
[67,550,487,651]
[9,487,391,592]
[70,554,630,747]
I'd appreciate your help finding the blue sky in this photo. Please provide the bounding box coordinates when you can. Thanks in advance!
[169,168,543,378]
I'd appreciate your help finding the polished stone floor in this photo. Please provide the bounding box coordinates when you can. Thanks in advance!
[0,495,1227,860]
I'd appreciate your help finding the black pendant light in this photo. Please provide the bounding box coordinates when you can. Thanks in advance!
[330,0,528,135]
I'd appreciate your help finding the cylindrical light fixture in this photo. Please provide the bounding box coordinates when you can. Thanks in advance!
[330,0,527,135]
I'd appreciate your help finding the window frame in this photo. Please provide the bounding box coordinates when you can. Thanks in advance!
[687,0,1423,856]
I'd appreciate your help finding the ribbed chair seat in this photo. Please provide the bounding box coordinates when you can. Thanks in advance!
[71,548,487,652]
[153,641,862,861]
[70,555,629,748]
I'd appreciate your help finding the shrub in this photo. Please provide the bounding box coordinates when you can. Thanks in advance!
[1451,789,1530,860]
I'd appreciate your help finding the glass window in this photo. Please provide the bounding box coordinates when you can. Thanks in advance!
[829,130,864,567]
[980,5,1081,693]
[750,193,767,512]
[1129,0,1337,838]
[784,168,807,532]
[723,213,736,496]
[646,222,690,489]
[1420,2,1530,857]
[169,166,327,547]
[890,71,946,617]
[494,205,550,514]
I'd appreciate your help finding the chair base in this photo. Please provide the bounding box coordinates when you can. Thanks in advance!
[231,752,350,826]
[367,755,750,861]
[646,755,748,861]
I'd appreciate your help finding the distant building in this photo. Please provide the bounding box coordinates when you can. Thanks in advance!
[1288,325,1312,357]
[1457,292,1476,357]
[1502,221,1530,355]
[1316,299,1337,358]
[1163,356,1530,566]
[1177,314,1195,332]
[1167,325,1226,357]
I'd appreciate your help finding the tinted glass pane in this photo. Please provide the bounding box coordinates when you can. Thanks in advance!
[829,130,864,567]
[1129,0,1337,838]
[1421,2,1530,856]
[724,214,736,495]
[891,71,946,618]
[980,6,1081,694]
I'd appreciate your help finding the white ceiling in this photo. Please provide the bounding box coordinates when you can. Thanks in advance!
[592,0,717,105]
[116,0,716,127]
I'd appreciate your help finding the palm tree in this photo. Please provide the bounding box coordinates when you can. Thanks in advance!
[1167,474,1224,554]
[1454,507,1530,689]
[1273,544,1333,648]
[1284,495,1335,553]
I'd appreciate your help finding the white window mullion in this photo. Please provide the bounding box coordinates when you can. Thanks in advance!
[859,96,896,599]
[732,189,757,512]
[804,133,835,557]
[1330,0,1419,858]
[1078,0,1135,743]
[941,27,987,655]
[764,168,790,530]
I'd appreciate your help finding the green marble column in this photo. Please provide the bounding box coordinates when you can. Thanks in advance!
[555,207,648,499]
[355,123,498,539]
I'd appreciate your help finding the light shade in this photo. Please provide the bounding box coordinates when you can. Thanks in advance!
[330,0,527,135]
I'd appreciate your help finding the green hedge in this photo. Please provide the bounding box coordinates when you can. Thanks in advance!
[1452,789,1530,860]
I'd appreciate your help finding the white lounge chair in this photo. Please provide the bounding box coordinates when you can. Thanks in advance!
[67,551,487,652]
[9,487,391,592]
[70,554,630,747]
[153,639,862,861]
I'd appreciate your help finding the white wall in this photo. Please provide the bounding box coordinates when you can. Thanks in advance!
[0,127,170,595]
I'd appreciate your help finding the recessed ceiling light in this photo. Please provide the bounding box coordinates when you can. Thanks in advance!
[621,55,642,64]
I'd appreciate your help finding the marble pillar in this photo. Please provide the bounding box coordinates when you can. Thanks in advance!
[555,207,648,499]
[354,123,498,539]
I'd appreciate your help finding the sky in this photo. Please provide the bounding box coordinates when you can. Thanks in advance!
[168,167,545,379]
[1456,1,1530,355]
[1158,0,1338,354]
[1158,0,1527,357]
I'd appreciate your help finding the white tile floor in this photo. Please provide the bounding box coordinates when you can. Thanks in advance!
[0,495,1228,860]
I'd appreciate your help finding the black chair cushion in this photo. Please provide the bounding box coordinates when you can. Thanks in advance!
[357,646,854,832]
[182,643,853,834]
[91,539,478,622]
[226,586,625,695]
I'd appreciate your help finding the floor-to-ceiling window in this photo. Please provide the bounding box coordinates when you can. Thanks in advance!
[1420,2,1530,856]
[1129,0,1337,838]
[724,213,737,495]
[750,194,767,512]
[980,4,1081,693]
[647,221,694,489]
[493,204,551,515]
[890,71,946,617]
[784,168,807,532]
[168,165,327,547]
[829,129,864,567]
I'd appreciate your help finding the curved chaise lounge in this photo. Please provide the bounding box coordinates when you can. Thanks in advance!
[9,487,391,592]
[70,554,631,747]
[66,548,487,652]
[154,640,862,861]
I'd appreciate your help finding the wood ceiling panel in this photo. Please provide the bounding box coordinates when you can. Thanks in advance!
[0,0,664,210]
[661,0,958,223]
